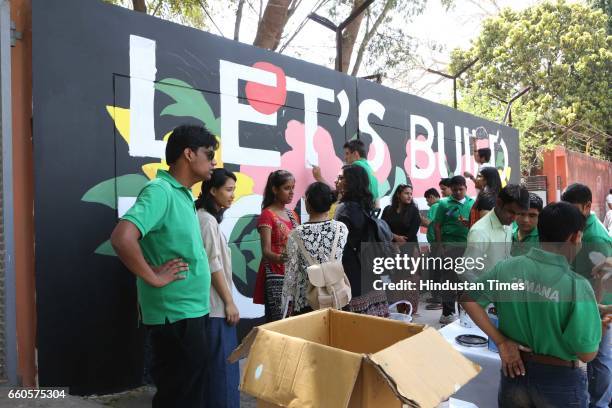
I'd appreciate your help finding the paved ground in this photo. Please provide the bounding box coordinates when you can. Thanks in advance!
[0,299,445,407]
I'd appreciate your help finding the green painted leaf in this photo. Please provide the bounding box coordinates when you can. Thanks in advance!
[391,166,407,192]
[156,78,220,135]
[229,243,248,284]
[82,174,149,209]
[228,215,257,243]
[378,179,391,197]
[95,239,116,257]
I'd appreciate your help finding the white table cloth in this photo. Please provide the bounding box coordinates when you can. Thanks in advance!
[439,321,501,408]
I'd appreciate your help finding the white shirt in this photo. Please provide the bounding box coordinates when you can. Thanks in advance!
[464,210,513,274]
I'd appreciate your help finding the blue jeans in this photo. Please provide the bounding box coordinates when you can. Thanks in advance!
[588,323,612,408]
[498,361,588,408]
[205,317,240,408]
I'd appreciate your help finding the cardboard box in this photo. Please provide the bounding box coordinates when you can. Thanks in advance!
[230,309,481,408]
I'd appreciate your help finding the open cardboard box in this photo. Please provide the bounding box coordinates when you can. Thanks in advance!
[229,309,481,408]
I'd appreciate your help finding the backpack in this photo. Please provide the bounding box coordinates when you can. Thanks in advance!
[362,208,393,243]
[294,223,352,310]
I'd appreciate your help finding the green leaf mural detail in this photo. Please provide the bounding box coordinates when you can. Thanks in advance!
[156,78,220,135]
[81,174,149,209]
[95,239,116,257]
[391,166,407,192]
[229,243,248,284]
[228,215,262,284]
[378,179,391,198]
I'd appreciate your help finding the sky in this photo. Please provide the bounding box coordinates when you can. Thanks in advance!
[206,0,552,103]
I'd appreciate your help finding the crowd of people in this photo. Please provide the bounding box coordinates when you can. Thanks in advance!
[109,124,611,408]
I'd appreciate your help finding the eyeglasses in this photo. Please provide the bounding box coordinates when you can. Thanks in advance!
[204,149,215,161]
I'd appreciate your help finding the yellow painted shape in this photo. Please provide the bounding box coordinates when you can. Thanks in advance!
[234,172,254,201]
[106,105,130,144]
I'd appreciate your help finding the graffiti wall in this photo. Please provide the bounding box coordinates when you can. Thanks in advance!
[32,0,519,394]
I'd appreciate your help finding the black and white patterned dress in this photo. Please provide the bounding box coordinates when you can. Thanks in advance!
[281,220,348,315]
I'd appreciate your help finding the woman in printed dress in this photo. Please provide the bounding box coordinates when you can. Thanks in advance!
[253,170,299,322]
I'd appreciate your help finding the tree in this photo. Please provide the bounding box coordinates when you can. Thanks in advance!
[450,1,612,174]
[104,0,209,30]
[588,0,612,34]
[253,0,294,50]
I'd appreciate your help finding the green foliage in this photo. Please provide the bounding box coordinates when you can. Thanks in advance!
[450,1,612,174]
[588,0,612,34]
[104,0,208,29]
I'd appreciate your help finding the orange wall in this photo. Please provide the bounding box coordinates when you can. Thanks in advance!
[543,146,612,219]
[11,0,36,387]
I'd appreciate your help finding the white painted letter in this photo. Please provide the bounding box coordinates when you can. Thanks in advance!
[220,60,279,166]
[359,99,385,171]
[410,115,435,179]
[129,35,164,159]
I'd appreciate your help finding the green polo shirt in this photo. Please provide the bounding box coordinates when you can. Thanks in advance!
[426,201,440,243]
[433,195,474,243]
[511,221,539,256]
[353,158,380,199]
[574,213,612,305]
[470,247,601,361]
[121,170,211,325]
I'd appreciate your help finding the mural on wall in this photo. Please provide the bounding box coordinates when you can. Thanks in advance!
[33,0,519,395]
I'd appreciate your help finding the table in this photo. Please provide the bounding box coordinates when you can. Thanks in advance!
[439,321,501,408]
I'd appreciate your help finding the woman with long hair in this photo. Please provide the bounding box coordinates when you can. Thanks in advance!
[334,164,388,317]
[281,182,348,317]
[382,184,421,313]
[253,170,299,322]
[196,168,240,407]
[469,167,502,227]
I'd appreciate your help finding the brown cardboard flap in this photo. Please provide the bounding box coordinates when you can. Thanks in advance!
[366,327,481,408]
[228,327,259,363]
[241,328,362,408]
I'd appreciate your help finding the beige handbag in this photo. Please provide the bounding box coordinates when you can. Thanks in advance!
[294,223,352,310]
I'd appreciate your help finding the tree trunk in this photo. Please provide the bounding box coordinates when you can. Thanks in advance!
[234,0,246,41]
[253,0,292,51]
[132,0,147,13]
[340,0,367,73]
[350,0,393,76]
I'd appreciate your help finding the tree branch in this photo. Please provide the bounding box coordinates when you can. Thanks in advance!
[133,0,147,13]
[350,0,393,76]
[234,0,246,40]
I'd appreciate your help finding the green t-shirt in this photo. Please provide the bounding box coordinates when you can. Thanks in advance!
[122,170,211,325]
[426,201,440,243]
[433,195,474,243]
[573,213,612,305]
[511,221,539,256]
[353,158,380,199]
[470,247,601,361]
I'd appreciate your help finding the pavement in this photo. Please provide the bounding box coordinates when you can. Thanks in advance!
[0,299,445,407]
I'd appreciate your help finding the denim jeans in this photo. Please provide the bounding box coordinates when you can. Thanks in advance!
[498,361,588,408]
[588,323,612,408]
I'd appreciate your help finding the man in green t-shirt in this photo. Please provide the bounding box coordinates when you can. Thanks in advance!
[343,139,380,200]
[562,183,612,408]
[511,193,542,256]
[433,175,474,323]
[111,125,218,408]
[462,202,601,408]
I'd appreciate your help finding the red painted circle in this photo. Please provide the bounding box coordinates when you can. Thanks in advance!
[245,62,287,115]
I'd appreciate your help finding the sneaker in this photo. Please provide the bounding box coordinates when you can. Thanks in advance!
[439,313,457,324]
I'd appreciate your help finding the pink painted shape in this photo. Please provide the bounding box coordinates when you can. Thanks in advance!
[367,140,392,183]
[404,135,478,198]
[240,120,343,207]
